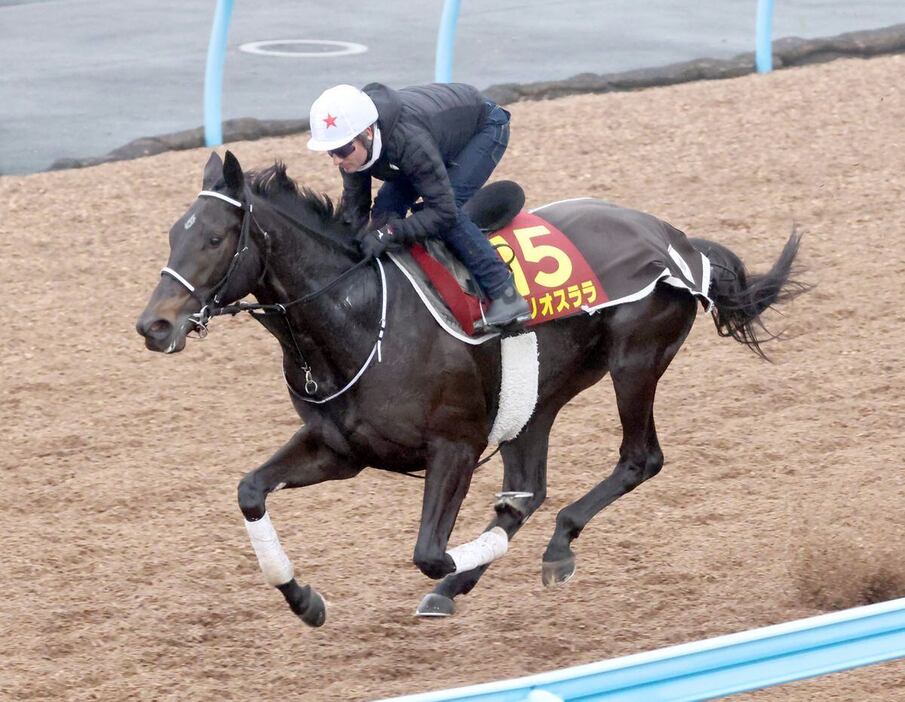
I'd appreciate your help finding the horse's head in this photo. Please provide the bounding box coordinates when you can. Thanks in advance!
[136,150,260,353]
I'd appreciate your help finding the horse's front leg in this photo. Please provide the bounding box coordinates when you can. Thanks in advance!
[413,438,507,583]
[417,407,558,616]
[237,423,361,627]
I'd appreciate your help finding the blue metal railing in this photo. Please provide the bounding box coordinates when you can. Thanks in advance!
[204,0,235,147]
[756,0,776,72]
[434,0,462,83]
[202,0,778,147]
[374,598,905,702]
[433,0,777,82]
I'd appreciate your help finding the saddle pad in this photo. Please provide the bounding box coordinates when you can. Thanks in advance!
[409,243,483,335]
[489,210,605,326]
[390,201,713,344]
[388,250,499,345]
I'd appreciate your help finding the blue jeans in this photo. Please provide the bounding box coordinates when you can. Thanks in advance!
[372,103,512,297]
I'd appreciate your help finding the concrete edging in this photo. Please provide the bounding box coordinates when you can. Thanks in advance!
[49,23,905,171]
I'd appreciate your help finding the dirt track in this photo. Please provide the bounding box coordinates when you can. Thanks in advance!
[2,55,904,701]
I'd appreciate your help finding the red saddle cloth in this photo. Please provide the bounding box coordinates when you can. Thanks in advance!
[409,210,605,336]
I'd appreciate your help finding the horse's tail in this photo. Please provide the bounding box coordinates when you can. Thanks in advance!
[689,233,809,360]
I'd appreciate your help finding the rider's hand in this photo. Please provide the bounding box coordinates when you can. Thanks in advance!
[358,225,397,259]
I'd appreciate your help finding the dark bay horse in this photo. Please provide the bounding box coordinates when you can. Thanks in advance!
[136,151,806,626]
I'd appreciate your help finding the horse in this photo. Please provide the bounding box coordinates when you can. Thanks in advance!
[136,150,806,626]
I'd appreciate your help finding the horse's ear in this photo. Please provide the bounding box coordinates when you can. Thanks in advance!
[202,151,223,189]
[223,150,244,194]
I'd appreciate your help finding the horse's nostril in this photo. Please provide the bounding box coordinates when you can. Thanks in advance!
[148,319,172,337]
[138,317,173,340]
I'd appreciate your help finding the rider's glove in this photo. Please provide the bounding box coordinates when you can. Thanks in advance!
[357,225,398,259]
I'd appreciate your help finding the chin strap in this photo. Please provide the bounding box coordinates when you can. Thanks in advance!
[354,125,382,172]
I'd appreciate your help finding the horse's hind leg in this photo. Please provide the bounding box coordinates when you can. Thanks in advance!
[417,408,557,616]
[237,424,361,626]
[542,293,695,585]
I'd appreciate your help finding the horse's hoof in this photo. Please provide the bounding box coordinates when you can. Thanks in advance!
[299,587,327,627]
[279,580,328,627]
[415,593,455,618]
[542,557,576,586]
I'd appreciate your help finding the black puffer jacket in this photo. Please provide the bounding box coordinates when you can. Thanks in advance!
[340,82,492,241]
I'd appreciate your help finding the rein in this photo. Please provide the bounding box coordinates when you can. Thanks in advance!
[160,189,385,404]
[280,258,387,404]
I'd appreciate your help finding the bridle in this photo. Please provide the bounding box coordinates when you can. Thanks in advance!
[159,189,387,403]
[160,189,264,336]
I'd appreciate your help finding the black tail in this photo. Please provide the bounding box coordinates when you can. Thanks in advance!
[689,233,809,360]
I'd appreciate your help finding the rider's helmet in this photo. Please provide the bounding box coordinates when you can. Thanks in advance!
[307,84,378,151]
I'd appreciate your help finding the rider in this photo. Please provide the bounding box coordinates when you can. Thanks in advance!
[307,82,531,330]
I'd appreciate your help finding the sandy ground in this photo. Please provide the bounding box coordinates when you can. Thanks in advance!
[2,54,905,701]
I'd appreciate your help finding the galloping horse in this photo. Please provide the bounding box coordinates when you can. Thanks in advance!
[136,151,806,626]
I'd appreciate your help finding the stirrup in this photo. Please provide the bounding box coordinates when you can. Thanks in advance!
[474,308,531,334]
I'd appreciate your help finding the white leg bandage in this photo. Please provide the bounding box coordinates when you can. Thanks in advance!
[446,527,509,574]
[244,512,294,586]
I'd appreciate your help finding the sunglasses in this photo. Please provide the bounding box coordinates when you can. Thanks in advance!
[327,141,356,159]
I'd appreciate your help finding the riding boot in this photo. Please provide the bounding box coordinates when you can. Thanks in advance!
[482,274,531,329]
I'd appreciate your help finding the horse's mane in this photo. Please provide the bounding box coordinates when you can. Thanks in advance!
[247,162,352,240]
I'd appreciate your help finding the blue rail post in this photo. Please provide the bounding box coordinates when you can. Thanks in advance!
[434,0,462,83]
[204,0,236,146]
[755,0,775,73]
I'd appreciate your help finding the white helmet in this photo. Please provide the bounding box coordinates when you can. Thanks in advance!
[307,84,378,151]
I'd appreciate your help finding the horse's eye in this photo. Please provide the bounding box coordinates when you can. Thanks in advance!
[209,236,223,247]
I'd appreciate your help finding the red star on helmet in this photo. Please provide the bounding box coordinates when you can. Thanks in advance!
[323,113,337,128]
